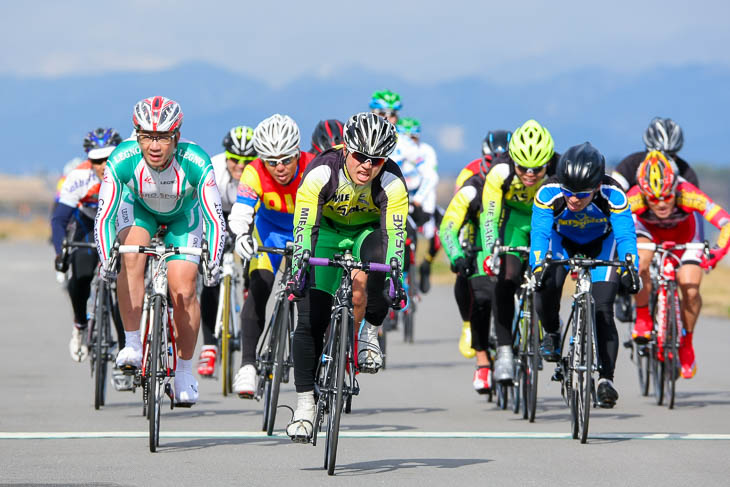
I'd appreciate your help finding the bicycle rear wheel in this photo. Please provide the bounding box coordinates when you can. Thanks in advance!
[265,302,289,436]
[325,308,348,476]
[636,343,650,397]
[148,295,163,452]
[220,275,232,396]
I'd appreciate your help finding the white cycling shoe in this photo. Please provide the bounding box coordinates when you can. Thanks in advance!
[286,392,315,443]
[494,345,514,382]
[233,364,257,399]
[174,370,199,406]
[69,326,89,362]
[357,322,383,373]
[115,345,142,370]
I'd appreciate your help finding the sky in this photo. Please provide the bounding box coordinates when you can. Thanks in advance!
[2,0,730,85]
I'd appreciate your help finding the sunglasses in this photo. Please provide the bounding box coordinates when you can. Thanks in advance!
[226,152,257,165]
[560,187,594,199]
[262,155,296,167]
[351,151,386,166]
[646,193,675,204]
[373,109,397,118]
[515,164,546,175]
[137,133,175,145]
[89,158,108,165]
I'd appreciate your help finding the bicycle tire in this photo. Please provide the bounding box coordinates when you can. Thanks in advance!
[568,301,581,440]
[636,343,650,397]
[496,382,508,410]
[377,325,387,370]
[527,296,539,422]
[666,288,679,410]
[266,301,289,436]
[93,283,106,410]
[221,275,232,396]
[326,308,348,476]
[653,291,666,406]
[579,297,594,444]
[148,295,163,453]
[404,311,414,344]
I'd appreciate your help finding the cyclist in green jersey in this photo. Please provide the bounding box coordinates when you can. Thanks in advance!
[479,120,558,384]
[285,112,408,441]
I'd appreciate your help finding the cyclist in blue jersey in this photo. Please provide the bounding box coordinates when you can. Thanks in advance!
[530,143,639,408]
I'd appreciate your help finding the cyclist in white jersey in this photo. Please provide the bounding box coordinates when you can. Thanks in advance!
[95,96,226,406]
[198,126,256,376]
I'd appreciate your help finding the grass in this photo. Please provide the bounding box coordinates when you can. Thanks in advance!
[0,217,51,241]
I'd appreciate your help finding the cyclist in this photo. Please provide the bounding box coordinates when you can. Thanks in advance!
[531,142,638,408]
[227,114,316,397]
[285,112,408,441]
[95,96,226,407]
[394,117,442,294]
[479,120,557,384]
[310,119,344,155]
[52,131,122,364]
[453,130,512,358]
[369,89,402,126]
[612,117,699,191]
[198,126,257,377]
[440,165,495,393]
[628,151,730,378]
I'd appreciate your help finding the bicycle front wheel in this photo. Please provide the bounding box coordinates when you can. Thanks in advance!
[93,283,107,410]
[665,288,679,409]
[526,297,539,422]
[148,295,163,452]
[578,298,594,444]
[325,308,349,476]
[221,275,232,396]
[265,301,290,436]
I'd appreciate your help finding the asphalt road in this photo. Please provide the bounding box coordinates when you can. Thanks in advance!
[2,241,730,485]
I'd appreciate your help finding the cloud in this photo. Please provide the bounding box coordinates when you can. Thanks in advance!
[437,125,465,152]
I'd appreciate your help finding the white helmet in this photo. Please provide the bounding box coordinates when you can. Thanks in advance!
[344,112,398,158]
[253,114,300,159]
[132,96,183,132]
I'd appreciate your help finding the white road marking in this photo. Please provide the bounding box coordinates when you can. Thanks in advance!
[1,431,729,440]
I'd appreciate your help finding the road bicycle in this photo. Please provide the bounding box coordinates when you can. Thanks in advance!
[252,244,296,436]
[305,250,400,475]
[547,253,637,444]
[490,243,540,422]
[637,241,709,409]
[109,240,212,452]
[215,246,244,396]
[61,239,123,410]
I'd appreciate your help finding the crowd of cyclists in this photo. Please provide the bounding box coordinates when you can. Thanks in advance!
[52,91,730,442]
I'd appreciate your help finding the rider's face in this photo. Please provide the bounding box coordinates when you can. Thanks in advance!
[226,157,244,181]
[138,131,178,169]
[564,190,596,212]
[262,153,299,185]
[646,193,676,218]
[343,147,385,185]
[90,159,107,180]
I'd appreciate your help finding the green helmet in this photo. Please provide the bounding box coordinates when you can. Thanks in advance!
[509,119,554,168]
[396,117,421,136]
[369,89,403,111]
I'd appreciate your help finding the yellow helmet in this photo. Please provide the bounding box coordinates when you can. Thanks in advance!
[509,119,554,168]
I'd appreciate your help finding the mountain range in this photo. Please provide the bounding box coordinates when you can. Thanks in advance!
[3,62,729,175]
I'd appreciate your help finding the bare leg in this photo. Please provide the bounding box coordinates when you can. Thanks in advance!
[116,226,150,332]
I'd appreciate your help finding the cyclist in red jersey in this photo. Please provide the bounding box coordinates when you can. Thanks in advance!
[628,151,730,379]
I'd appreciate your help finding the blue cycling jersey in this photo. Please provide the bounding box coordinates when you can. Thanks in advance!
[530,175,638,269]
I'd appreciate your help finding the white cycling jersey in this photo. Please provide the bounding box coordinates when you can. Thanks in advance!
[210,152,239,213]
[391,135,439,214]
[58,160,101,220]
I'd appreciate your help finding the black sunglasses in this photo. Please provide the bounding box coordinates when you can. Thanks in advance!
[351,151,386,166]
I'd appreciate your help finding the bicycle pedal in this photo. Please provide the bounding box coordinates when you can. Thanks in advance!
[237,391,255,400]
[119,365,138,375]
[551,369,564,382]
[622,339,633,349]
[164,383,174,401]
[174,401,195,408]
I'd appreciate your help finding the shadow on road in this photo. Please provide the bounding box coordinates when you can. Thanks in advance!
[386,361,463,370]
[158,437,288,452]
[349,406,447,416]
[309,457,491,475]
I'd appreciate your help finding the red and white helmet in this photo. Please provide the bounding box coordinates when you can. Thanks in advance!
[132,96,183,132]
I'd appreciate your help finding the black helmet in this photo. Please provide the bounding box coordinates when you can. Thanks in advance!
[222,126,256,157]
[311,119,344,154]
[482,130,512,157]
[643,117,683,153]
[556,142,605,192]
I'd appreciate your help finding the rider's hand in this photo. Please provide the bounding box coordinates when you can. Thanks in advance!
[54,254,69,273]
[482,254,499,277]
[383,276,407,310]
[620,268,641,294]
[99,262,117,283]
[234,234,258,260]
[701,246,728,270]
[451,257,472,278]
[203,261,221,287]
[285,270,307,301]
[532,264,546,291]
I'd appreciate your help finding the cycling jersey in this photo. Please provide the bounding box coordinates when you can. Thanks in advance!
[612,151,699,191]
[531,175,638,277]
[391,136,439,213]
[455,157,491,191]
[628,181,730,251]
[291,148,409,277]
[480,152,557,256]
[441,174,484,266]
[210,152,240,213]
[95,140,226,266]
[51,160,101,254]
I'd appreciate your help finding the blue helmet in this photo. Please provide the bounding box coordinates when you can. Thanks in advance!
[83,128,122,153]
[369,90,403,112]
